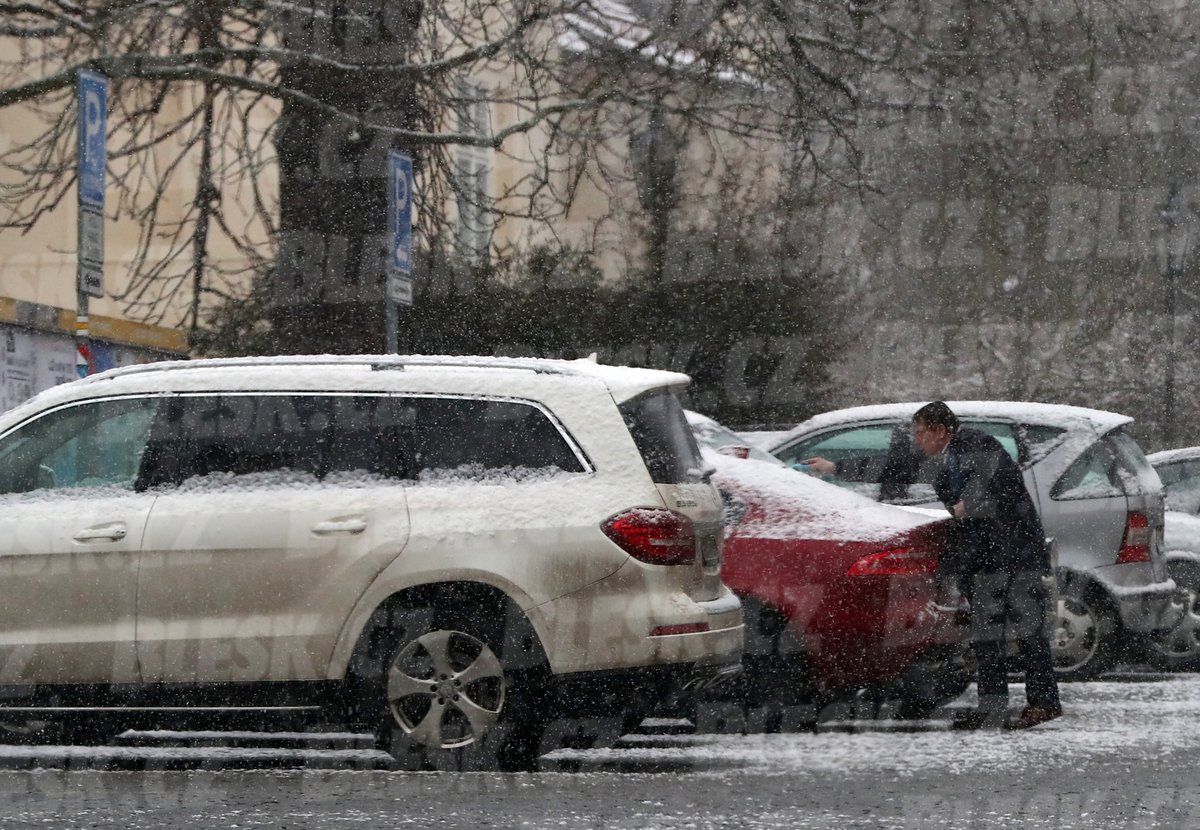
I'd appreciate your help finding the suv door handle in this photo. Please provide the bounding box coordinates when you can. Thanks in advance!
[312,518,368,536]
[73,524,128,542]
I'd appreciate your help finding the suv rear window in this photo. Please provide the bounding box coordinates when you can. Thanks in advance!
[619,390,705,483]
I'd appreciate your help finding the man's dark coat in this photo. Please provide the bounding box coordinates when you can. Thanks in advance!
[934,427,1049,575]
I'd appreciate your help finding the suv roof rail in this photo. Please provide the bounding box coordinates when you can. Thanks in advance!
[80,354,585,385]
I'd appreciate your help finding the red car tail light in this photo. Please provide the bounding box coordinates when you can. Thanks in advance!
[602,508,697,566]
[1117,511,1151,564]
[847,547,939,577]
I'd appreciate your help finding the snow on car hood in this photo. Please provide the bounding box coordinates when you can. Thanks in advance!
[705,451,943,542]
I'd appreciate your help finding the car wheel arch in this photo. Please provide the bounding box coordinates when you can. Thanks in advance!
[335,580,550,685]
[331,570,549,681]
[1051,567,1121,678]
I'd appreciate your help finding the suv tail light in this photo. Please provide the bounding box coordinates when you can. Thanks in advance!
[602,508,696,566]
[847,547,939,577]
[1117,511,1151,564]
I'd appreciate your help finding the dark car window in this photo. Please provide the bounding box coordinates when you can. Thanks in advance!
[959,420,1020,462]
[1157,461,1186,487]
[140,393,586,490]
[619,389,704,483]
[1106,430,1161,497]
[1158,459,1200,513]
[1051,439,1125,500]
[1020,424,1068,463]
[776,425,895,469]
[405,396,585,477]
[140,395,329,488]
[776,424,928,502]
[0,397,158,495]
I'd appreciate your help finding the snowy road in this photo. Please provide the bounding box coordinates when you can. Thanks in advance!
[0,675,1197,828]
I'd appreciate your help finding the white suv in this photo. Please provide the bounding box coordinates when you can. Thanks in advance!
[0,355,742,769]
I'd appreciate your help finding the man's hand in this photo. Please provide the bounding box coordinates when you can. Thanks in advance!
[952,500,966,518]
[801,457,837,476]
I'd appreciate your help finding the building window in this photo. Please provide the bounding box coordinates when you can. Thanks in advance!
[454,83,492,265]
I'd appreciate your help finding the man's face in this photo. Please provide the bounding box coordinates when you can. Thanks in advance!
[913,418,951,457]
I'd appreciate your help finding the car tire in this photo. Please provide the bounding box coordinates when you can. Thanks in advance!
[1146,565,1200,671]
[369,603,552,772]
[1048,579,1118,681]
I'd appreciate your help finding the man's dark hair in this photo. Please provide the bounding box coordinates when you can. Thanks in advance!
[913,400,960,431]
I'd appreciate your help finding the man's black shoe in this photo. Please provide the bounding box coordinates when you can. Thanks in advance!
[1006,705,1062,730]
[950,710,1007,731]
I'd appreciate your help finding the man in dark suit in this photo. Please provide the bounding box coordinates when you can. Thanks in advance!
[912,401,1062,730]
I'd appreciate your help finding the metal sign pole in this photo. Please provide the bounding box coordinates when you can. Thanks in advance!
[386,297,399,353]
[386,151,414,354]
[76,69,107,378]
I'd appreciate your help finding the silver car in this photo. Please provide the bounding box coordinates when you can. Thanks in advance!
[1144,447,1200,669]
[767,401,1180,679]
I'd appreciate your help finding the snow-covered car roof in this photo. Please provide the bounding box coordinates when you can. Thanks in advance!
[768,400,1133,450]
[1148,446,1200,467]
[0,355,691,433]
[704,449,943,542]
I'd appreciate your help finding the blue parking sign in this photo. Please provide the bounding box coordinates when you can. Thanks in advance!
[77,71,107,209]
[388,151,413,275]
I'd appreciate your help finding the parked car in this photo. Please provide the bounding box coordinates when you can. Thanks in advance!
[686,411,968,719]
[1144,448,1200,669]
[1148,447,1200,515]
[767,401,1180,679]
[0,355,743,770]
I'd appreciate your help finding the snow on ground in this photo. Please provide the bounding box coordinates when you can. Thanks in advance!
[0,677,1197,828]
[0,676,1194,779]
[547,675,1200,778]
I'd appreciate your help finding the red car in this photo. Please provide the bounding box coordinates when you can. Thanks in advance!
[688,412,968,719]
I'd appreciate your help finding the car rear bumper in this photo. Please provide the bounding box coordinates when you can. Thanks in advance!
[1090,564,1181,633]
[804,580,965,688]
[535,579,744,675]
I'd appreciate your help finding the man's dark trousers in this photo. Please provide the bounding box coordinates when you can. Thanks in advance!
[966,569,1061,714]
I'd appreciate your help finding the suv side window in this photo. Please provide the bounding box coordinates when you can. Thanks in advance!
[406,396,586,478]
[139,393,586,490]
[0,397,158,495]
[140,395,329,488]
